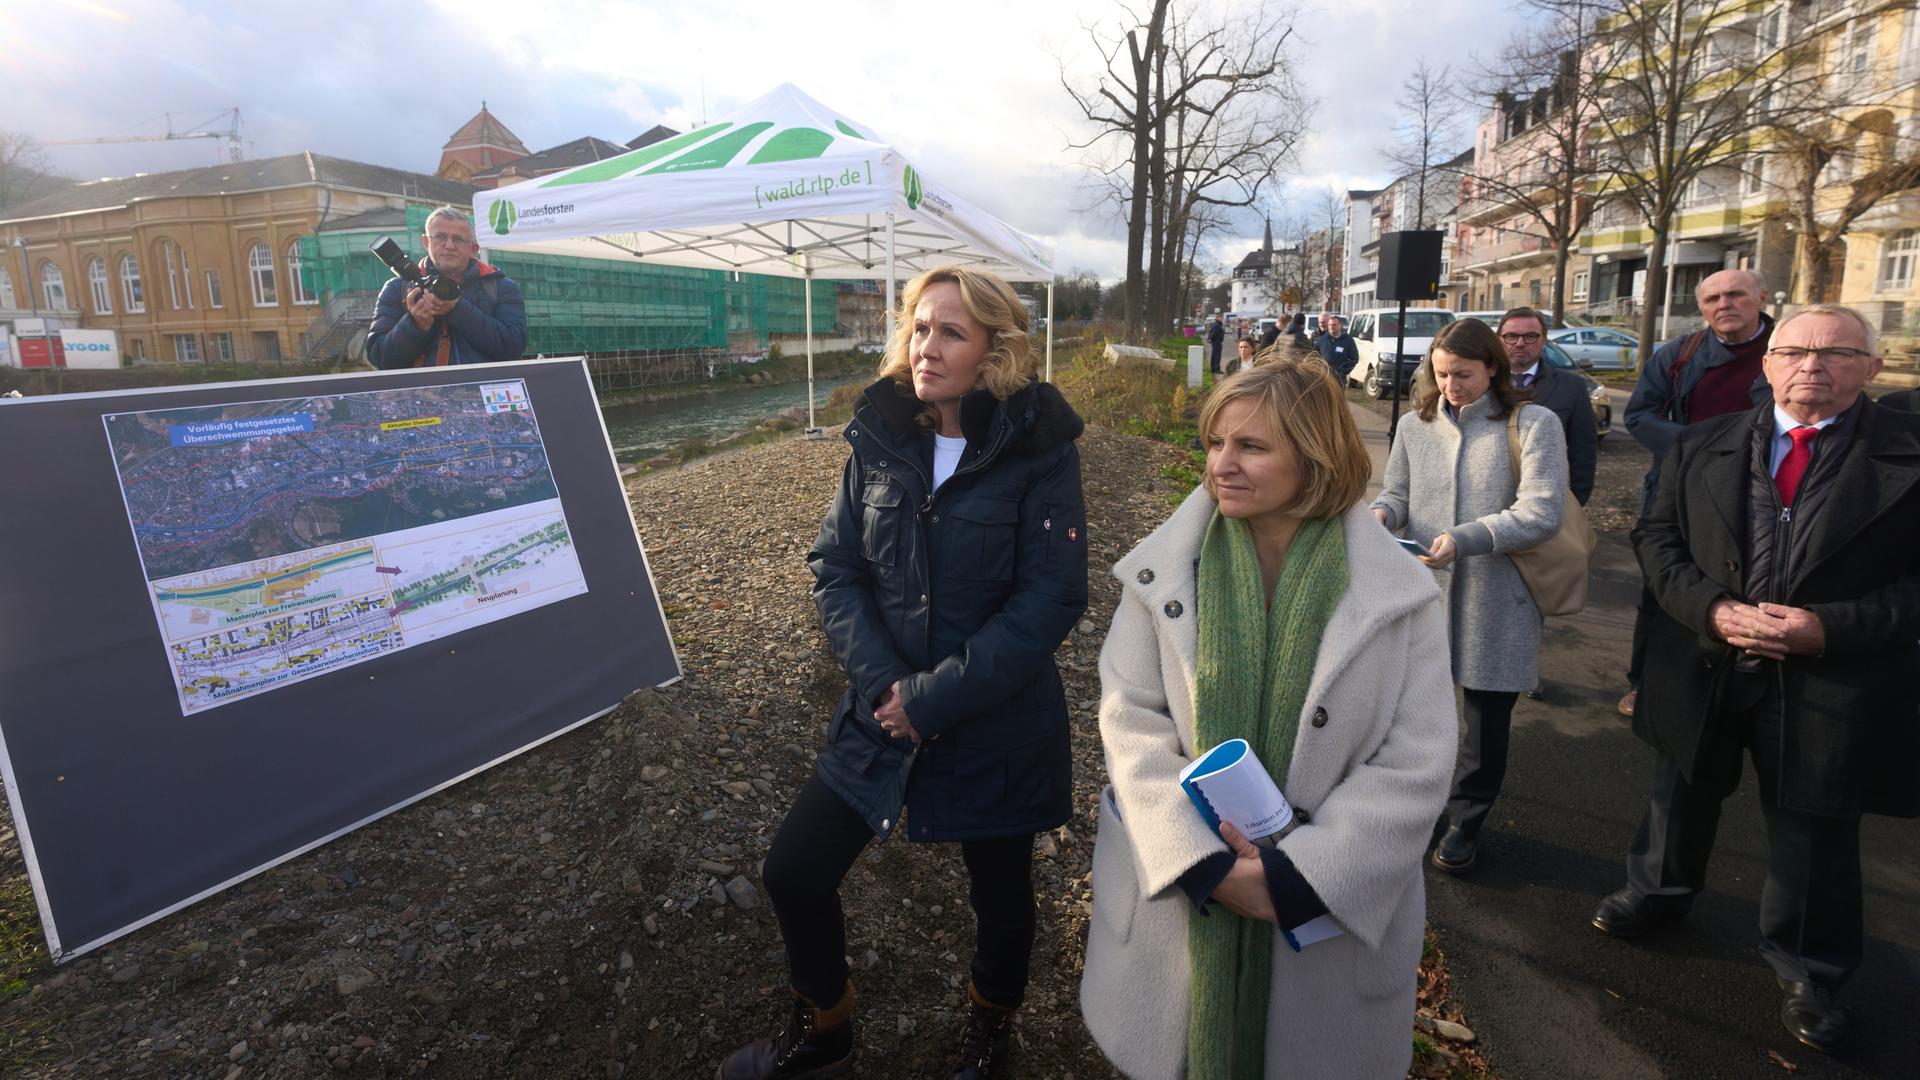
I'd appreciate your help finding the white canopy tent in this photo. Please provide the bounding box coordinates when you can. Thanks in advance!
[472,84,1057,430]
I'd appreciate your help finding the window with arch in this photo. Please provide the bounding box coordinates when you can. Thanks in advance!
[88,257,112,314]
[248,242,277,306]
[162,240,181,309]
[0,265,13,310]
[286,238,315,305]
[120,254,145,313]
[1881,230,1919,292]
[40,260,67,311]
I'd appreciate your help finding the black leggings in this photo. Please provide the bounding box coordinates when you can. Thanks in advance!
[1445,688,1521,834]
[761,771,1037,1010]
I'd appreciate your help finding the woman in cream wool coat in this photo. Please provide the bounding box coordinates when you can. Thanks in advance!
[1082,360,1458,1080]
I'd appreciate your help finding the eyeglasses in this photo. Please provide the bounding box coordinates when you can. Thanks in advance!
[427,232,475,246]
[1765,346,1872,365]
[1499,332,1543,344]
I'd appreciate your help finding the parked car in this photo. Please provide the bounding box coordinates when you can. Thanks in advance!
[1456,309,1508,329]
[1347,307,1455,398]
[1543,340,1612,439]
[1548,325,1639,371]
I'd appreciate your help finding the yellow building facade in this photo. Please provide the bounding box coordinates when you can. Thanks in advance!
[0,153,473,364]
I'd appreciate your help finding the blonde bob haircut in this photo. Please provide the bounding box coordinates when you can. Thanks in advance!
[1198,356,1372,521]
[878,266,1037,407]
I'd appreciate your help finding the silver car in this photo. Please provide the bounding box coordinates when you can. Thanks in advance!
[1548,326,1639,371]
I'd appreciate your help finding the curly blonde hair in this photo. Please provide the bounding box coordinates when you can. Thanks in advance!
[877,267,1037,412]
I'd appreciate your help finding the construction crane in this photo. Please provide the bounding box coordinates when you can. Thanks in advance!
[46,108,247,163]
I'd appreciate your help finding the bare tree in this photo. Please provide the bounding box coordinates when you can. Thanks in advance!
[1578,0,1838,363]
[1455,1,1607,327]
[1386,61,1460,230]
[1313,183,1347,310]
[1144,2,1308,331]
[0,130,63,216]
[1062,0,1309,336]
[1061,0,1172,337]
[1761,38,1920,304]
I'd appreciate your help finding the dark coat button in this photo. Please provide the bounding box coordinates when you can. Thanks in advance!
[1138,568,1155,585]
[1725,559,1739,573]
[1295,808,1311,824]
[1311,706,1328,728]
[1164,600,1183,619]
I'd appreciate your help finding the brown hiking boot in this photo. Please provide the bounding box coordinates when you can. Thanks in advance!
[715,984,854,1080]
[951,981,1017,1080]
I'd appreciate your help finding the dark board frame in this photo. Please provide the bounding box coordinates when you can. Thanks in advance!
[0,359,680,961]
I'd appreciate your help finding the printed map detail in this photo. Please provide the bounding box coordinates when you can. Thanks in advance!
[104,380,588,714]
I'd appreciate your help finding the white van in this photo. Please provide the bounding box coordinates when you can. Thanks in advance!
[1346,308,1456,399]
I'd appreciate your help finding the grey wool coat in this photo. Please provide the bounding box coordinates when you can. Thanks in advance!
[1372,396,1567,693]
[1081,493,1458,1079]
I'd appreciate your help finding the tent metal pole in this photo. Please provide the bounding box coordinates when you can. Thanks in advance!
[804,263,818,434]
[1045,279,1055,382]
[884,212,897,345]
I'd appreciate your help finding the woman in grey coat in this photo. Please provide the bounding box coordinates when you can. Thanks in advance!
[1372,317,1567,874]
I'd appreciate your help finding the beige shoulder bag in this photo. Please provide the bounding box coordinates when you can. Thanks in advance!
[1505,409,1597,616]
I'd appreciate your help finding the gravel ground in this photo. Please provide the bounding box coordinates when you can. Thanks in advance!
[0,421,1487,1079]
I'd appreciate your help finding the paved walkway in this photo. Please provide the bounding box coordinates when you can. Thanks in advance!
[1346,401,1920,1079]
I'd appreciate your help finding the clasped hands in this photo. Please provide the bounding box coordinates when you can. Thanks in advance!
[875,680,921,743]
[1708,598,1824,660]
[406,286,459,331]
[1207,821,1278,924]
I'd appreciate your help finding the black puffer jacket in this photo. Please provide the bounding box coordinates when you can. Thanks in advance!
[808,376,1089,842]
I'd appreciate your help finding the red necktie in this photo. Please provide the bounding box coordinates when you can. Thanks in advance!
[1774,426,1819,508]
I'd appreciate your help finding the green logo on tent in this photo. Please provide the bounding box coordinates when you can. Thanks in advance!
[903,166,923,211]
[490,200,518,236]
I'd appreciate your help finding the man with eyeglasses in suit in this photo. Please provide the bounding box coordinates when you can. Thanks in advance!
[1591,304,1920,1053]
[1499,307,1597,505]
[368,206,527,368]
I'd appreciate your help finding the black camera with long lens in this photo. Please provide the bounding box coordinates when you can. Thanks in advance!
[370,236,463,302]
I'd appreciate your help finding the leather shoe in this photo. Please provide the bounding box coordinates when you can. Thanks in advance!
[1617,690,1637,716]
[1589,887,1683,939]
[1430,825,1478,873]
[1779,979,1847,1052]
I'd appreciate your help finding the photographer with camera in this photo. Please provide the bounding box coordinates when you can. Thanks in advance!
[367,207,527,368]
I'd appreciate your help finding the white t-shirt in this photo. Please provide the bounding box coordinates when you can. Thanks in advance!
[932,434,967,491]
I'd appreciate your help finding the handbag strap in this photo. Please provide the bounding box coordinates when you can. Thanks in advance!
[1505,408,1523,498]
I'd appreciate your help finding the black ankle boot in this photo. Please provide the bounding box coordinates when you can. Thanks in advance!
[952,981,1017,1080]
[715,984,855,1080]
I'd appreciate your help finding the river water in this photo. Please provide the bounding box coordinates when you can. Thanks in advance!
[597,371,869,463]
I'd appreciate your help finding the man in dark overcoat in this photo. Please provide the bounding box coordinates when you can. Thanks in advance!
[1590,305,1920,1052]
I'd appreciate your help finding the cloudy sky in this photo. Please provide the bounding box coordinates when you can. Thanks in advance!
[7,0,1525,280]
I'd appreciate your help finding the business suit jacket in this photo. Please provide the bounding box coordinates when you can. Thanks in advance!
[1631,398,1920,817]
[1521,363,1599,505]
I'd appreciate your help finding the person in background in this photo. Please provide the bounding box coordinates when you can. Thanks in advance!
[366,207,527,368]
[1499,307,1596,505]
[1209,313,1227,374]
[1260,318,1282,350]
[716,266,1087,1080]
[1315,314,1359,388]
[1233,335,1258,373]
[1591,305,1920,1054]
[1617,269,1773,716]
[1372,318,1567,875]
[1083,359,1456,1079]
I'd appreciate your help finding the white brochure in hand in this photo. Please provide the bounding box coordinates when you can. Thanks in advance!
[1178,738,1345,950]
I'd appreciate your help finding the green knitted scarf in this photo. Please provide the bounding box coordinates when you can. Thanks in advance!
[1188,510,1348,1080]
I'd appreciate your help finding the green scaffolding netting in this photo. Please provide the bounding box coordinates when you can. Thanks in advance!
[301,226,842,354]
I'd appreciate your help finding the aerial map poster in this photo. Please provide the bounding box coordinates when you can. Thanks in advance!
[102,378,590,714]
[0,360,680,963]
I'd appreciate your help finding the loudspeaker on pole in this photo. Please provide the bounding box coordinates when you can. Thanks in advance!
[1377,230,1445,303]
